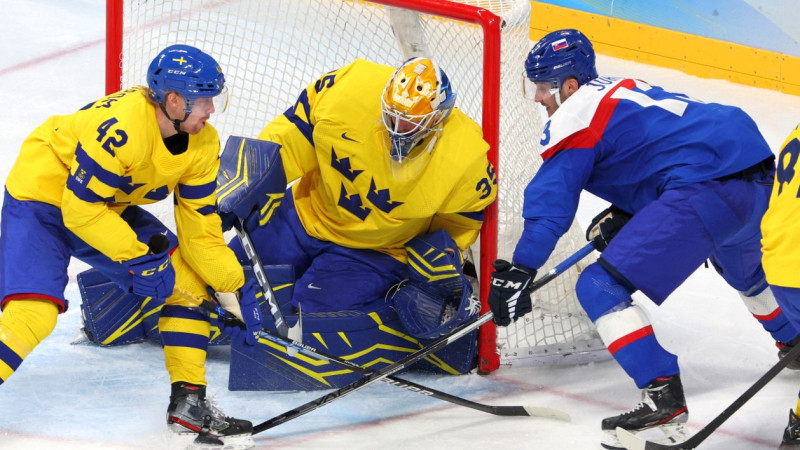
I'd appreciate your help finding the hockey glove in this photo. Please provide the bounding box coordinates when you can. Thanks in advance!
[488,260,536,327]
[586,205,632,252]
[216,278,263,346]
[125,235,175,300]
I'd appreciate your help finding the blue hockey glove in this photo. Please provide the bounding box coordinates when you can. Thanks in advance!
[488,260,536,327]
[125,235,175,300]
[217,278,263,346]
[586,205,632,251]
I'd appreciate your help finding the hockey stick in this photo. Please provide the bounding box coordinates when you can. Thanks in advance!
[617,335,800,449]
[250,241,597,435]
[199,297,568,421]
[233,218,302,344]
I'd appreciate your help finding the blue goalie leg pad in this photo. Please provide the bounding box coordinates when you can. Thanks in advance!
[78,269,152,346]
[228,304,478,391]
[77,264,296,346]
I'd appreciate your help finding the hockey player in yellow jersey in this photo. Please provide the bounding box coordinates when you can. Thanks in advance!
[0,45,261,445]
[762,124,800,446]
[231,57,496,319]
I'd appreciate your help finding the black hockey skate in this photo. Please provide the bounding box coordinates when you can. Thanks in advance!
[778,336,800,370]
[780,409,800,447]
[601,375,689,450]
[167,382,253,448]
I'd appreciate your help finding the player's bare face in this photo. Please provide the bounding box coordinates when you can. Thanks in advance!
[181,97,215,134]
[534,81,560,117]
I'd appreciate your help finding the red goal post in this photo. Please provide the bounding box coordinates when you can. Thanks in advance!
[105,0,607,374]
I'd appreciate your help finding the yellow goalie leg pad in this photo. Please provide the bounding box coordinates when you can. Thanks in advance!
[0,299,58,383]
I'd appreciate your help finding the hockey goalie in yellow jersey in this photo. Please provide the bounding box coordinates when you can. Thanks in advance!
[0,44,261,445]
[232,57,496,313]
[225,57,497,389]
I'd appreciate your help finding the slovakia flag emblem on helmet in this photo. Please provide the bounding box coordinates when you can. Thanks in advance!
[551,38,568,51]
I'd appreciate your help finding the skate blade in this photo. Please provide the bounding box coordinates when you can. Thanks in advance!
[166,430,255,450]
[602,422,689,450]
[191,433,255,450]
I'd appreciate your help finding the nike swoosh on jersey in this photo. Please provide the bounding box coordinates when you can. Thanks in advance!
[307,283,322,290]
[341,132,359,143]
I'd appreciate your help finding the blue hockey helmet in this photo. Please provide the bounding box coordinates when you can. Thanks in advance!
[524,29,597,93]
[381,57,456,162]
[147,44,228,115]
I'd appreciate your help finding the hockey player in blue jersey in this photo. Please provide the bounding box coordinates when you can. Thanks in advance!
[488,29,800,449]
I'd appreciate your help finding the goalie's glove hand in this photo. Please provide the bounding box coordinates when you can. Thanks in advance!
[488,260,536,327]
[216,278,263,346]
[586,205,632,251]
[125,234,175,300]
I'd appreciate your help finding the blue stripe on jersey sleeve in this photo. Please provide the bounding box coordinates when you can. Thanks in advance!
[283,89,314,146]
[457,211,484,221]
[178,181,216,200]
[66,176,115,203]
[195,205,216,215]
[74,143,123,188]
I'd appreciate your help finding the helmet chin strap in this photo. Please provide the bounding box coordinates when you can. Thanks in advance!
[159,103,190,134]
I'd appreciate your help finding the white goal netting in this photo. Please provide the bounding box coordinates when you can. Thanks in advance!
[108,0,608,370]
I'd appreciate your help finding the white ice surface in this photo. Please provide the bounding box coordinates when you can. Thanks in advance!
[2,1,800,449]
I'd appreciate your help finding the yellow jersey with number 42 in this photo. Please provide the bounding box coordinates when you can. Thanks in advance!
[5,87,242,292]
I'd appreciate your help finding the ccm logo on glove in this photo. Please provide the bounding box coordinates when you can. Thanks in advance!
[140,259,171,276]
[492,278,528,289]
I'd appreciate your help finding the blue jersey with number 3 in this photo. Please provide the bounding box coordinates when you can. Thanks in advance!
[514,77,772,269]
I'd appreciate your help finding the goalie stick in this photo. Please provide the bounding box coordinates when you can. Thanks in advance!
[616,337,800,449]
[199,297,569,421]
[250,241,597,435]
[234,218,302,345]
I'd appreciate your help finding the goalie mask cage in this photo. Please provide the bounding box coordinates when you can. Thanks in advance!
[106,0,609,373]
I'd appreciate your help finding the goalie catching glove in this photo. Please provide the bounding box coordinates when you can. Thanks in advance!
[488,261,536,327]
[391,230,480,339]
[215,278,263,346]
[586,205,632,251]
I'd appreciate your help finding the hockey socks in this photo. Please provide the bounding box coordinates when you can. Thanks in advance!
[0,299,58,384]
[159,305,211,386]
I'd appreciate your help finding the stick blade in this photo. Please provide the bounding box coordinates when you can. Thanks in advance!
[285,305,303,357]
[616,427,684,450]
[523,406,571,422]
[616,428,648,450]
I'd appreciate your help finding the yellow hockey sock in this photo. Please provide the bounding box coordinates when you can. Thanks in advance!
[0,299,59,383]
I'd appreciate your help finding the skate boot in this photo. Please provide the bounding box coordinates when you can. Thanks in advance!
[601,375,689,450]
[780,409,800,448]
[777,336,800,370]
[167,382,253,447]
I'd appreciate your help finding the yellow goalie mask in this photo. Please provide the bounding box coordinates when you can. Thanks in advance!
[381,57,456,163]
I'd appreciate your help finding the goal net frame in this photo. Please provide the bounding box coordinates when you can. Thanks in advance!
[105,0,608,374]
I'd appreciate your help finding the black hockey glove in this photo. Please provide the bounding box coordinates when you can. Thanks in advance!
[586,205,632,251]
[488,260,536,327]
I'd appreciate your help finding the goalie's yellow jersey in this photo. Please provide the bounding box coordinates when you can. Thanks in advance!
[258,59,497,262]
[5,87,243,292]
[762,124,800,288]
